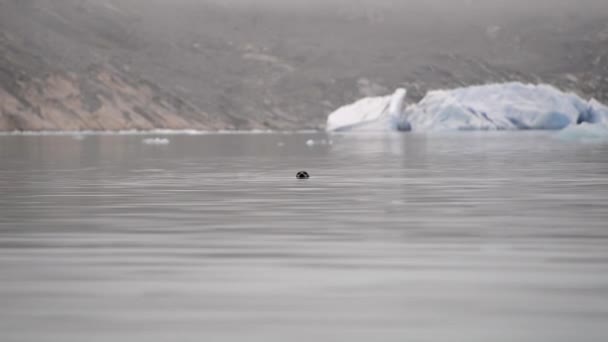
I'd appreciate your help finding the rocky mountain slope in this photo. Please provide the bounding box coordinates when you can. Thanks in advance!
[0,0,607,131]
[0,33,222,131]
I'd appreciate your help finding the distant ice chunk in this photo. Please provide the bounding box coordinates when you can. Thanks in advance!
[305,139,332,147]
[143,137,170,145]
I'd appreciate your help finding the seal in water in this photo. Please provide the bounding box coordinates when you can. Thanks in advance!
[296,171,310,179]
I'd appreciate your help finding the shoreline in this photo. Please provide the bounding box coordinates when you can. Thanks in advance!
[0,129,322,136]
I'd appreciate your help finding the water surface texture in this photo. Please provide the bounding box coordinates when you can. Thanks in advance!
[1,132,608,342]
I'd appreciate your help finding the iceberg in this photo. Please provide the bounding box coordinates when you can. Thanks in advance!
[327,82,608,133]
[326,88,410,132]
[405,83,602,131]
[580,99,608,125]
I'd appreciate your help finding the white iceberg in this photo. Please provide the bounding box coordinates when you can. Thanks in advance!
[326,88,410,132]
[405,83,601,131]
[327,82,608,133]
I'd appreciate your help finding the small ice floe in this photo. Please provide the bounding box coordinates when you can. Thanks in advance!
[557,123,608,143]
[142,137,170,145]
[306,139,333,147]
[72,134,86,141]
[277,142,286,147]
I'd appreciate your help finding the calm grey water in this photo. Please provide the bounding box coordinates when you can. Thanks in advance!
[1,132,608,342]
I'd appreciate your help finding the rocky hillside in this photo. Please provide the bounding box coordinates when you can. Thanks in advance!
[0,33,223,131]
[0,1,225,131]
[0,0,607,131]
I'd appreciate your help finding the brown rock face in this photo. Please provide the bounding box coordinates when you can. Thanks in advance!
[0,61,224,131]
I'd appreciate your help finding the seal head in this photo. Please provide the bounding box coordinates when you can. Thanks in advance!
[296,171,310,179]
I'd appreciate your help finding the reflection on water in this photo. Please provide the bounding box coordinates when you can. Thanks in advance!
[1,132,608,342]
